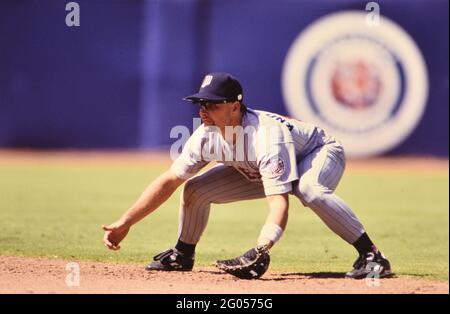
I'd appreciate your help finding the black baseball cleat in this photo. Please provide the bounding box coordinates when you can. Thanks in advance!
[145,247,194,271]
[345,251,393,279]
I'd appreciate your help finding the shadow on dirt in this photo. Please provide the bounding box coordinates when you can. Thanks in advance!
[264,272,346,281]
[264,272,398,281]
[196,269,399,281]
[198,269,347,280]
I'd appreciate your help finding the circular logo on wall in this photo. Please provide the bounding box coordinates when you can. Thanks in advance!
[281,11,428,157]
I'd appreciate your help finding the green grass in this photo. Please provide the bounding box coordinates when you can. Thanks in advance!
[0,163,448,281]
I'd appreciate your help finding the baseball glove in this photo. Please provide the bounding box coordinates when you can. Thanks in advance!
[215,245,270,279]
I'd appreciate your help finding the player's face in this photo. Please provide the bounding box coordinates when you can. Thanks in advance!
[198,102,236,129]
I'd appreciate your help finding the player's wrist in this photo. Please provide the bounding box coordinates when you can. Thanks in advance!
[257,223,283,247]
[118,216,133,228]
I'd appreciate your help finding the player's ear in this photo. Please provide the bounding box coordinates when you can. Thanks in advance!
[232,101,240,113]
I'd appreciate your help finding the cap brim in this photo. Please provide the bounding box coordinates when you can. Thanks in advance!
[183,92,227,103]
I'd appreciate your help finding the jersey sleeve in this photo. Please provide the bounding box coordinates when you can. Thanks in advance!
[170,128,210,180]
[258,141,299,196]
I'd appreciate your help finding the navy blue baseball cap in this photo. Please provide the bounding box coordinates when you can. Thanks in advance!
[183,72,243,103]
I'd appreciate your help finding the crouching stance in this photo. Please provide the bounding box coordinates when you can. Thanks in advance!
[103,73,392,280]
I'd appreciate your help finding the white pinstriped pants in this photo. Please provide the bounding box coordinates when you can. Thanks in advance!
[178,142,365,245]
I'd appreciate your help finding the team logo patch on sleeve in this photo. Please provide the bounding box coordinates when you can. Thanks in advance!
[263,156,285,178]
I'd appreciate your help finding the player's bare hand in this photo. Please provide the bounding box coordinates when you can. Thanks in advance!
[102,221,130,251]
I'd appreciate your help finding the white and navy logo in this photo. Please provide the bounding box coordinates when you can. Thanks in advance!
[201,75,213,88]
[282,11,428,157]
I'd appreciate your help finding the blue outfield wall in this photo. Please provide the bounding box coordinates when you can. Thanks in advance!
[0,0,143,148]
[0,0,448,156]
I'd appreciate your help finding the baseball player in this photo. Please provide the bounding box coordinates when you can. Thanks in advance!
[102,72,392,279]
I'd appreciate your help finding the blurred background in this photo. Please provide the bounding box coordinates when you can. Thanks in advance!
[0,0,448,157]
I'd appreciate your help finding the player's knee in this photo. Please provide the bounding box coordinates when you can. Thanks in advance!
[182,177,213,208]
[294,181,326,205]
[182,178,202,207]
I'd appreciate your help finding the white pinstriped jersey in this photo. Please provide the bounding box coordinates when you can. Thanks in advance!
[171,108,336,195]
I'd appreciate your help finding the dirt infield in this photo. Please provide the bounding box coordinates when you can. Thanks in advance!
[0,256,447,294]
